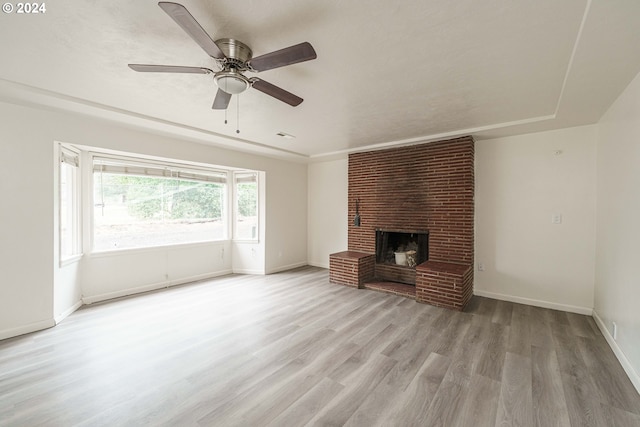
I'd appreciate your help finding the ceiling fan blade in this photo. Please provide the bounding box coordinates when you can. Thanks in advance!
[128,64,213,74]
[249,42,317,72]
[212,89,232,110]
[251,78,303,106]
[158,2,225,59]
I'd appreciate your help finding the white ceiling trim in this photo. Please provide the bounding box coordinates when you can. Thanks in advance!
[309,113,557,161]
[3,75,563,163]
[554,0,592,116]
[0,78,308,161]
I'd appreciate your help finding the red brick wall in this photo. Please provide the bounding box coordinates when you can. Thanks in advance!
[348,136,474,265]
[375,263,416,285]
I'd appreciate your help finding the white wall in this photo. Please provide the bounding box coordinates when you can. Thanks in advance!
[475,126,597,314]
[0,101,308,339]
[54,261,82,322]
[307,159,348,268]
[0,104,55,339]
[82,241,232,304]
[265,161,308,273]
[594,71,640,391]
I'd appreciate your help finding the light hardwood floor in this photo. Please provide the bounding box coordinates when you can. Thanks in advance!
[1,266,639,426]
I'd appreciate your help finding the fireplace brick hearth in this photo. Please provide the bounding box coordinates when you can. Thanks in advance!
[416,261,473,311]
[329,251,375,288]
[330,135,475,311]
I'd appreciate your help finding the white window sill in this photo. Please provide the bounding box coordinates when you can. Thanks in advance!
[89,239,229,257]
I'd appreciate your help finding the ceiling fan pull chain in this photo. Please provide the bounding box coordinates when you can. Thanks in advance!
[236,95,240,134]
[224,79,228,124]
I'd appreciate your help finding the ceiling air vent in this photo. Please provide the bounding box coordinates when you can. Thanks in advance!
[276,132,295,139]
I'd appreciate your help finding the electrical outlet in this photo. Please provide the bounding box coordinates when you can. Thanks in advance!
[612,322,618,340]
[551,214,562,224]
[478,262,485,272]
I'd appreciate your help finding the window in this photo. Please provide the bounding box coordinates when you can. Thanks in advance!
[92,157,227,251]
[59,146,81,259]
[234,172,258,240]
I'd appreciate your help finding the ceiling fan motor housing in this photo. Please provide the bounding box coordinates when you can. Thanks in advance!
[216,38,252,68]
[213,38,253,94]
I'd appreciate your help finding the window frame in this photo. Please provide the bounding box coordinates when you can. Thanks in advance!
[233,171,259,242]
[58,144,82,263]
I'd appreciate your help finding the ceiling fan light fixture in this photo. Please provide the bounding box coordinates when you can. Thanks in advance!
[214,70,250,94]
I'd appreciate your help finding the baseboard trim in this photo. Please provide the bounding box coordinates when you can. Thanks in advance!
[266,262,308,274]
[473,289,593,315]
[170,271,233,286]
[0,318,56,341]
[592,310,640,394]
[307,261,329,269]
[54,300,82,324]
[232,268,266,275]
[82,270,233,304]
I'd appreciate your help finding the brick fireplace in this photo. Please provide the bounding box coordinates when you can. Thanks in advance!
[330,136,475,311]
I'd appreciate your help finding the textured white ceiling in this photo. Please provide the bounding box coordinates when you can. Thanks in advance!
[1,0,639,160]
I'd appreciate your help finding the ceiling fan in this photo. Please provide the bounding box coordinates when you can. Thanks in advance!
[129,2,317,110]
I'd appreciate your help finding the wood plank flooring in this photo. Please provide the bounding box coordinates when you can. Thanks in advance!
[1,266,639,426]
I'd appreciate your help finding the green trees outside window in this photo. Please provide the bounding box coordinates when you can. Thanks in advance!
[94,173,226,251]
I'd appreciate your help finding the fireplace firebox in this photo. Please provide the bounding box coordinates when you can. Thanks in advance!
[375,229,429,266]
